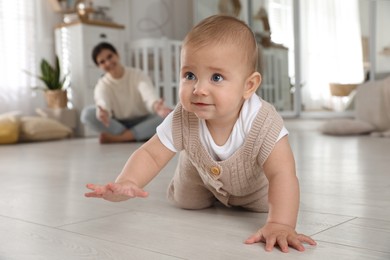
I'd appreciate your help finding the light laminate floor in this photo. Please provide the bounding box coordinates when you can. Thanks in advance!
[0,119,389,259]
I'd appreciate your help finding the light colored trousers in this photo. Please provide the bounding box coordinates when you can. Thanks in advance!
[80,105,163,141]
[167,152,269,213]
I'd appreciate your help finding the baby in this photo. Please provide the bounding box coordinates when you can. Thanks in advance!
[85,15,316,253]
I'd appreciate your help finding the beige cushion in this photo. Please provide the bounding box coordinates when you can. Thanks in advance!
[20,116,72,141]
[0,112,21,144]
[355,77,390,131]
[35,108,78,129]
[320,119,375,135]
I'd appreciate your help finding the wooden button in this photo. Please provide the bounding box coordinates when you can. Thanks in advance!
[210,166,220,176]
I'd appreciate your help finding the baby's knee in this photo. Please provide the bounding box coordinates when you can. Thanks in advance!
[167,182,215,210]
[230,196,269,213]
[169,197,214,210]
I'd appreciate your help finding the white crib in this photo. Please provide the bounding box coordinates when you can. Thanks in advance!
[257,46,292,111]
[127,37,181,108]
[127,38,291,110]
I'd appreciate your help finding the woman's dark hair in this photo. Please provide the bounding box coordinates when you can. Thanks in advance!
[92,42,118,65]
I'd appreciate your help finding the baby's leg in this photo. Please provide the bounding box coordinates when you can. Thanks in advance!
[228,189,269,213]
[167,153,215,210]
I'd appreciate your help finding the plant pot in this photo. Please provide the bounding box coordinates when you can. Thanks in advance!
[45,90,68,109]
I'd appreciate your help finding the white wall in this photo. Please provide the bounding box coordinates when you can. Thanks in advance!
[35,0,62,63]
[375,0,390,74]
[44,0,389,74]
[359,0,390,74]
[193,0,250,24]
[29,0,63,113]
[111,0,193,41]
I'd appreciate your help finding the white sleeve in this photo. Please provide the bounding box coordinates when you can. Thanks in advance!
[137,73,159,114]
[276,126,289,142]
[156,111,177,152]
[94,80,112,117]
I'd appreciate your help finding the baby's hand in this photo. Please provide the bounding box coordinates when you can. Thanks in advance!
[245,222,316,253]
[84,182,148,202]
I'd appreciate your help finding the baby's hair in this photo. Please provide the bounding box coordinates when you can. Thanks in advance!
[92,42,118,65]
[183,15,258,72]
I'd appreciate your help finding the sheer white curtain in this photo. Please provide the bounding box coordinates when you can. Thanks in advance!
[0,0,40,115]
[267,0,295,77]
[300,0,364,110]
[265,0,364,111]
[0,0,59,115]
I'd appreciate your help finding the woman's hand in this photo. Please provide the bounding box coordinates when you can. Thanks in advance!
[97,105,110,127]
[245,222,316,253]
[85,181,148,202]
[153,99,172,118]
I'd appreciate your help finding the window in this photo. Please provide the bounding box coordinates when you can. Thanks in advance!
[0,0,39,114]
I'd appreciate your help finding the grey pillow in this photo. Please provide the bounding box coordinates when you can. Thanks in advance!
[320,119,375,136]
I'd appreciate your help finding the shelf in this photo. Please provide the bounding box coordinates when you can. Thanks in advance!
[56,19,125,29]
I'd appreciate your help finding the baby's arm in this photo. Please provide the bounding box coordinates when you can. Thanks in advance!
[245,136,316,252]
[85,135,176,202]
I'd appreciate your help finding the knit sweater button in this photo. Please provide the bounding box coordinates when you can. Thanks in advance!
[210,166,220,176]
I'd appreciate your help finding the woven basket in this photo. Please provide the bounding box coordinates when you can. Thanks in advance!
[44,90,68,108]
[329,83,357,97]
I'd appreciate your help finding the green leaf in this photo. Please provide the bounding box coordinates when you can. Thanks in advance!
[30,55,66,90]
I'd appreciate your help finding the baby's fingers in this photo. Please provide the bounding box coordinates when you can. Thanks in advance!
[265,236,277,252]
[286,236,304,252]
[245,231,264,244]
[84,183,109,197]
[286,234,316,252]
[85,183,98,191]
[84,191,103,198]
[297,234,317,246]
[109,183,149,198]
[276,235,290,253]
[244,232,263,244]
[133,189,149,198]
[90,183,108,193]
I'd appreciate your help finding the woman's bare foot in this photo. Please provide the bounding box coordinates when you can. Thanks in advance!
[99,130,135,144]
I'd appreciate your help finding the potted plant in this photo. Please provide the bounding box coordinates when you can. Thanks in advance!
[26,55,69,109]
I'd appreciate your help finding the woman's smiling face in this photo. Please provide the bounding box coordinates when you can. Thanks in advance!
[95,49,121,75]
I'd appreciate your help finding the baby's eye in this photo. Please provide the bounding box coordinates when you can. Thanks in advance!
[184,72,196,80]
[211,73,223,82]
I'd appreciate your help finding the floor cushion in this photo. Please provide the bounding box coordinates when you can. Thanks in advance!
[320,119,375,136]
[0,112,21,144]
[20,116,72,141]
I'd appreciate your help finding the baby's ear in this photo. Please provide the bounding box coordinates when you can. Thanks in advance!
[243,71,261,99]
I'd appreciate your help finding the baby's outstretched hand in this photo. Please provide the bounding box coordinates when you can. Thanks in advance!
[245,222,316,253]
[84,182,148,202]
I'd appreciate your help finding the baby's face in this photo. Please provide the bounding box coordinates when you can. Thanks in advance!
[179,43,252,124]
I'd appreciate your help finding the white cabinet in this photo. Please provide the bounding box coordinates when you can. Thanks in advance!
[55,21,125,136]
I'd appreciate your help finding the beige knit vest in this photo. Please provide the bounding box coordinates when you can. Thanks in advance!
[171,100,284,197]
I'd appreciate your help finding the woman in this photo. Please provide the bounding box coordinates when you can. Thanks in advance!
[81,42,172,143]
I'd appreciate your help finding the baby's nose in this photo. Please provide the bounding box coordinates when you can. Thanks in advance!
[193,81,208,95]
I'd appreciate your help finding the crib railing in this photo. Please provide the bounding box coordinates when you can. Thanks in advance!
[258,46,292,111]
[127,38,291,111]
[127,37,181,108]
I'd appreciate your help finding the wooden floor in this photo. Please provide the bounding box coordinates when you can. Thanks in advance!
[1,119,389,259]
